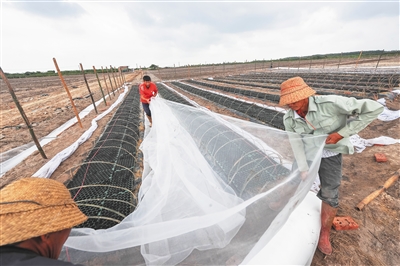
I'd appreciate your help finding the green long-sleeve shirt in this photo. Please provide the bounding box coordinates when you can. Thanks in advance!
[283,95,384,171]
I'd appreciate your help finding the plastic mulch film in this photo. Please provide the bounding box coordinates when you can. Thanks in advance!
[61,97,326,265]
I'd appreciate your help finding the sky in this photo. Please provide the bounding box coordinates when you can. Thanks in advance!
[0,0,399,73]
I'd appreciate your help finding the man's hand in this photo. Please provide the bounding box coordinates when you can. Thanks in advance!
[326,132,343,144]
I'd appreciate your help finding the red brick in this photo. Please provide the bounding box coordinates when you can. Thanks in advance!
[333,216,359,231]
[375,153,387,162]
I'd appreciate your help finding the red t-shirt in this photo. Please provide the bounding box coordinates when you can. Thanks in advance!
[139,82,158,103]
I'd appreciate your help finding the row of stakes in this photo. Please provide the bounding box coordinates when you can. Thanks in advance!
[0,58,128,159]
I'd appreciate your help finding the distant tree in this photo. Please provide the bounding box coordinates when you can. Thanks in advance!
[149,64,159,70]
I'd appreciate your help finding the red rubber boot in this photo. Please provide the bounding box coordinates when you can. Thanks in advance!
[317,201,338,255]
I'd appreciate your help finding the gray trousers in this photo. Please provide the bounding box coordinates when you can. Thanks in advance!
[316,154,343,208]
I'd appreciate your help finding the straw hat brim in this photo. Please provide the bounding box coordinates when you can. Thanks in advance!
[0,203,87,246]
[279,85,316,106]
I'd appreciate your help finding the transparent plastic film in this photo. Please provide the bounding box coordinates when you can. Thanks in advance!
[61,97,326,265]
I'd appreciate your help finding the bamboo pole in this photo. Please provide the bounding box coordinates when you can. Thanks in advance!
[105,67,115,96]
[101,66,112,98]
[117,67,123,86]
[375,50,384,71]
[112,66,121,88]
[356,169,400,211]
[110,65,120,93]
[115,66,121,87]
[120,68,127,84]
[53,58,83,128]
[120,72,124,86]
[109,66,116,89]
[337,52,342,69]
[116,67,122,91]
[0,67,47,159]
[174,64,176,79]
[92,66,107,106]
[355,50,363,68]
[79,63,98,114]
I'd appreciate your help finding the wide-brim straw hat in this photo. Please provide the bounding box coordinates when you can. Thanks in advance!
[279,76,316,106]
[0,177,87,246]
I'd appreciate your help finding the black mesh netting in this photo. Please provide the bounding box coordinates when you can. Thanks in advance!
[170,81,285,129]
[67,87,141,229]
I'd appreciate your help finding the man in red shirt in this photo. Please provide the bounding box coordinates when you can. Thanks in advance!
[139,75,158,126]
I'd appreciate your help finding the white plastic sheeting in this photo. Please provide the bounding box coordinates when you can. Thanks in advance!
[350,134,400,153]
[0,86,127,177]
[242,191,321,265]
[33,86,129,178]
[377,92,400,121]
[62,98,327,265]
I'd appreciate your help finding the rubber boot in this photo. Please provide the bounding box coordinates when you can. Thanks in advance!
[317,201,338,255]
[146,115,152,127]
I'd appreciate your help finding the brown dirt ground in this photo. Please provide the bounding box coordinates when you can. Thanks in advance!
[0,68,399,265]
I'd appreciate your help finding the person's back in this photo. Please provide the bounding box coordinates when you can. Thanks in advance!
[0,178,87,266]
[0,245,79,265]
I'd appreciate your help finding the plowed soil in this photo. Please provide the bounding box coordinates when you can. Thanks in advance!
[0,69,399,265]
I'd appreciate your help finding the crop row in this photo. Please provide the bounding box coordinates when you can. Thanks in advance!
[169,82,285,129]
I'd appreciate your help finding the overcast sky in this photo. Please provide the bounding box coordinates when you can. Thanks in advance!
[1,0,398,73]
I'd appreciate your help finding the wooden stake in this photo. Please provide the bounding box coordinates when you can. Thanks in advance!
[117,67,123,86]
[105,67,116,96]
[79,63,98,114]
[110,66,120,93]
[337,52,342,69]
[53,58,83,128]
[120,67,127,84]
[356,169,400,211]
[101,66,112,98]
[355,50,363,68]
[0,67,47,159]
[92,66,107,106]
[375,50,384,71]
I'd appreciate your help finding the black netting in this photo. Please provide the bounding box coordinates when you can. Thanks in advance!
[67,87,141,230]
[170,81,285,129]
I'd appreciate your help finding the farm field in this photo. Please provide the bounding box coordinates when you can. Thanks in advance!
[0,59,399,265]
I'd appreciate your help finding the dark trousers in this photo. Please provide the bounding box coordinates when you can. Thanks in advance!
[316,154,343,208]
[142,103,151,117]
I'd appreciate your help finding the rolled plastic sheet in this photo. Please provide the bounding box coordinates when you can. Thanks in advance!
[61,97,326,265]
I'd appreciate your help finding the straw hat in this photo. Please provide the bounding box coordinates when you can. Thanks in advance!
[279,76,316,106]
[0,177,87,246]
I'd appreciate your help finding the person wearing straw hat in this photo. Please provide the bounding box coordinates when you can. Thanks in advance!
[0,177,87,265]
[279,76,383,255]
[139,75,158,127]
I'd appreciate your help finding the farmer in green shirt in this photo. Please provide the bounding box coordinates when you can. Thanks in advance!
[279,76,383,255]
